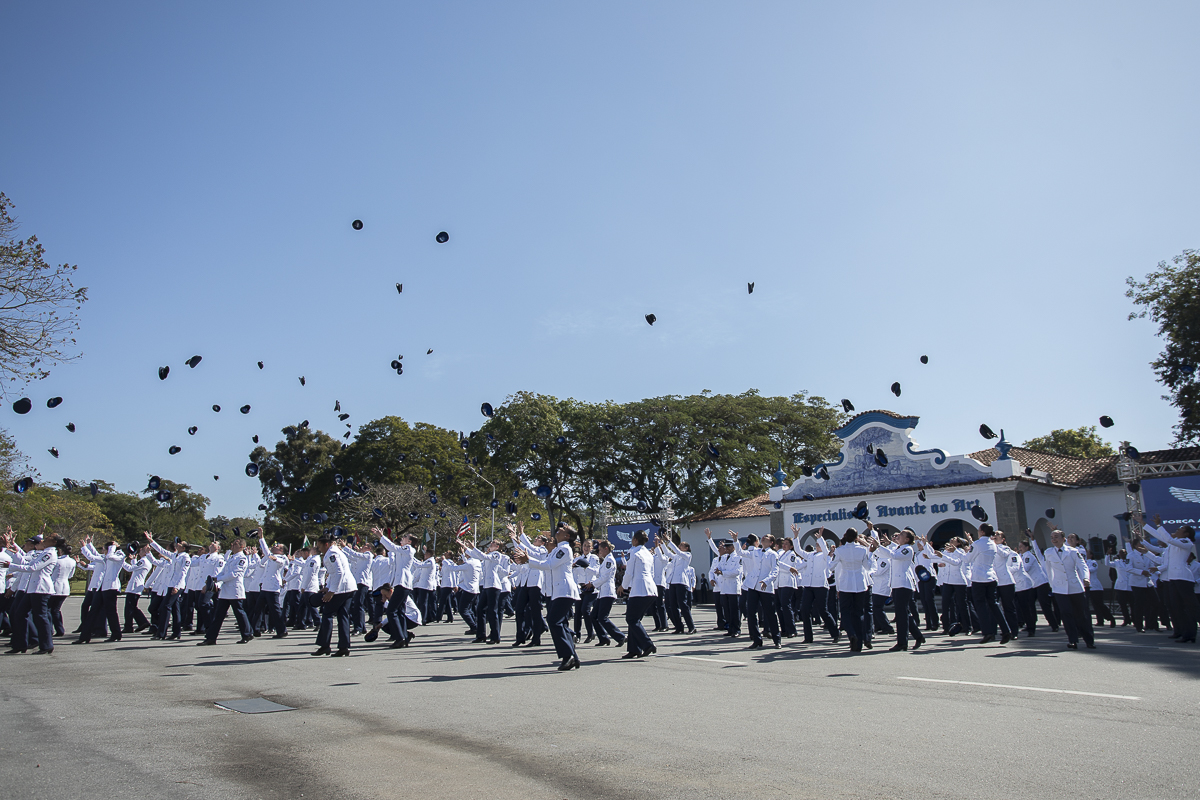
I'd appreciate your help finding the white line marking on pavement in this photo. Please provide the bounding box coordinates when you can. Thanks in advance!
[673,655,747,666]
[897,676,1139,700]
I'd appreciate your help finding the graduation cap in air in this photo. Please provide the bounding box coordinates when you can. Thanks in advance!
[299,376,305,386]
[645,313,656,326]
[66,423,76,432]
[920,355,928,364]
[706,442,720,458]
[12,397,31,414]
[636,500,648,512]
[47,397,63,409]
[979,424,997,440]
[460,496,470,507]
[240,405,251,414]
[259,504,268,512]
[371,508,384,518]
[801,465,813,477]
[212,404,221,412]
[48,447,59,458]
[257,361,264,369]
[186,355,202,369]
[531,512,542,520]
[436,231,449,243]
[1023,466,1034,475]
[252,435,258,444]
[841,399,854,413]
[334,474,344,485]
[429,493,438,504]
[817,467,829,480]
[124,542,138,556]
[1127,482,1140,494]
[245,463,260,477]
[747,281,755,295]
[63,478,76,491]
[13,477,33,493]
[148,476,162,491]
[408,512,419,520]
[425,349,433,355]
[530,443,538,451]
[802,493,815,501]
[168,445,181,455]
[1046,508,1056,519]
[874,449,888,468]
[395,283,402,294]
[352,219,363,230]
[158,366,169,380]
[852,501,869,520]
[1099,415,1114,428]
[866,444,874,454]
[334,400,341,412]
[917,490,926,502]
[89,481,99,496]
[556,435,566,445]
[890,382,901,397]
[971,505,988,522]
[156,490,172,503]
[505,501,517,514]
[773,502,781,509]
[489,499,499,509]
[188,426,198,435]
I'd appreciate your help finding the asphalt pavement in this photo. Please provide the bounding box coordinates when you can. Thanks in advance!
[2,598,1197,800]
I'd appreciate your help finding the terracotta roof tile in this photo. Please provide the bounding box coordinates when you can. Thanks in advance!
[968,445,1200,486]
[678,494,772,523]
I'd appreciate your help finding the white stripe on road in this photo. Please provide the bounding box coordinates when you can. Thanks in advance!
[897,676,1139,700]
[672,655,747,666]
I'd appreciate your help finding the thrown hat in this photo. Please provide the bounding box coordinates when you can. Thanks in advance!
[158,366,169,380]
[148,476,162,491]
[48,447,59,458]
[436,231,449,243]
[706,442,720,458]
[188,426,198,435]
[971,505,988,522]
[802,493,815,501]
[481,402,494,417]
[186,355,202,368]
[257,361,264,369]
[245,463,260,477]
[1099,415,1114,428]
[89,481,99,496]
[817,467,829,480]
[920,355,928,364]
[1046,508,1056,518]
[66,422,76,432]
[874,449,888,468]
[395,283,402,294]
[168,445,181,455]
[747,282,755,294]
[917,490,926,502]
[852,501,869,520]
[156,490,172,503]
[979,424,997,440]
[12,397,31,414]
[531,512,542,520]
[1127,482,1140,494]
[489,499,499,509]
[13,477,34,493]
[890,382,901,397]
[47,397,63,408]
[240,405,251,414]
[212,404,221,412]
[841,399,854,413]
[372,508,384,518]
[252,435,258,443]
[299,376,305,386]
[645,313,656,326]
[352,219,363,230]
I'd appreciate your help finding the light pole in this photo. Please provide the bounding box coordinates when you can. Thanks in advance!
[470,466,497,541]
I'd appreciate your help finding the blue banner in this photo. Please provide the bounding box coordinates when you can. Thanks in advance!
[1141,474,1200,535]
[605,523,660,553]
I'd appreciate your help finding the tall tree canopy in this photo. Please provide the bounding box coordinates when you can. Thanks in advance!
[1021,426,1116,459]
[0,192,88,393]
[1127,248,1200,444]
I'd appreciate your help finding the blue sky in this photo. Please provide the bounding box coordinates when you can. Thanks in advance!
[2,2,1198,517]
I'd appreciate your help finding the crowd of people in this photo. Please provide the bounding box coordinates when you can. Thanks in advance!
[1,513,1196,664]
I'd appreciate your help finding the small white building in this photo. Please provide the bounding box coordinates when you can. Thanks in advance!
[677,495,773,584]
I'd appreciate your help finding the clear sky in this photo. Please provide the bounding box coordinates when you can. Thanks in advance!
[2,2,1198,518]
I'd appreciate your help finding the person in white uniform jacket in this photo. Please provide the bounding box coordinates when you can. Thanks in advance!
[312,535,356,657]
[77,537,126,644]
[198,535,254,646]
[3,530,60,654]
[514,525,550,647]
[1041,529,1095,649]
[585,540,625,647]
[121,544,153,634]
[377,530,417,644]
[829,527,873,653]
[789,525,839,644]
[707,530,743,637]
[48,542,76,638]
[662,538,696,635]
[463,538,511,644]
[145,533,190,640]
[960,524,1013,645]
[514,523,581,671]
[868,525,930,651]
[253,534,290,639]
[1016,534,1058,635]
[618,530,659,659]
[1141,514,1198,643]
[733,532,780,650]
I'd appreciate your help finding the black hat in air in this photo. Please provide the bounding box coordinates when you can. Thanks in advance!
[47,397,63,408]
[971,505,988,522]
[12,398,31,414]
[436,231,449,243]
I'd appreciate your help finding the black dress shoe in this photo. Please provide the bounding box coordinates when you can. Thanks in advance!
[331,649,350,657]
[197,640,215,646]
[5,648,28,654]
[595,640,610,646]
[1085,643,1097,649]
[583,634,594,643]
[999,633,1011,644]
[510,640,525,648]
[773,640,781,649]
[389,639,407,649]
[70,639,90,645]
[802,637,814,644]
[311,646,332,656]
[686,628,697,634]
[558,655,580,671]
[888,644,907,652]
[471,638,486,644]
[273,632,288,639]
[863,640,873,650]
[33,648,53,655]
[746,641,763,650]
[237,636,253,644]
[977,636,995,644]
[913,638,924,650]
[621,651,640,659]
[1067,642,1078,649]
[634,645,657,658]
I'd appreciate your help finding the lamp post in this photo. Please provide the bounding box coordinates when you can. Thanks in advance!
[470,466,497,541]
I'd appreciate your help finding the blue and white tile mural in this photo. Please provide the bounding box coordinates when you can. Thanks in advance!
[780,412,992,502]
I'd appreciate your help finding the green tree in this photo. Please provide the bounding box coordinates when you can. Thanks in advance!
[0,192,88,394]
[0,484,112,547]
[1021,426,1116,459]
[1127,248,1200,444]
